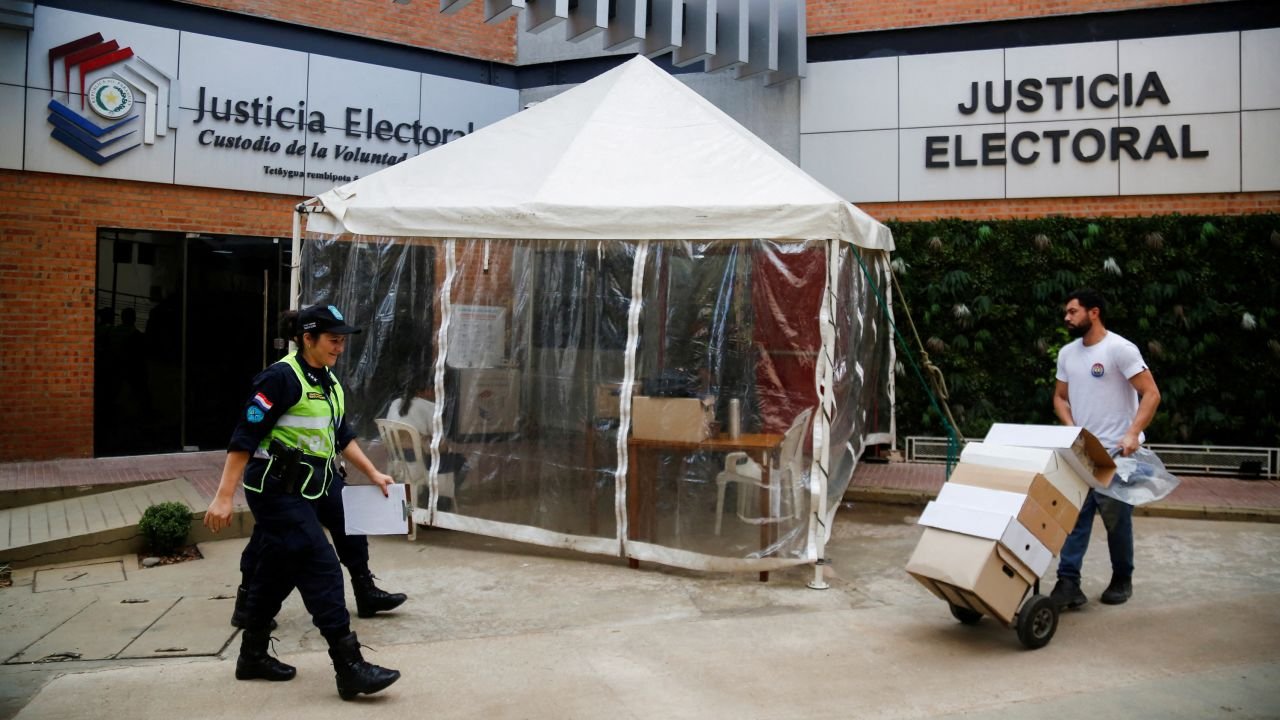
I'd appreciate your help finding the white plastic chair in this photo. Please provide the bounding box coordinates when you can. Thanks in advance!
[713,407,813,535]
[375,418,455,510]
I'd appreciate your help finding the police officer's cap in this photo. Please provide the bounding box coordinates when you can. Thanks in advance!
[300,304,362,335]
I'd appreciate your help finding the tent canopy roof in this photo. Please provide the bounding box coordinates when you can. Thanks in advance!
[309,56,892,251]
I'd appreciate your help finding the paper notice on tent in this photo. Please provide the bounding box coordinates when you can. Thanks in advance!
[448,305,506,367]
[343,484,410,536]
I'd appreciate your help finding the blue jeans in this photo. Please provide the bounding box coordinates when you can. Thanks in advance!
[1057,489,1134,581]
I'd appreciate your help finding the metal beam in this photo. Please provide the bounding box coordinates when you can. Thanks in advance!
[735,0,777,79]
[704,0,748,72]
[604,0,647,51]
[524,0,569,34]
[639,0,683,58]
[671,0,715,67]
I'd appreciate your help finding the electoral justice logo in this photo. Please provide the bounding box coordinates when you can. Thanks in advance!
[47,31,174,165]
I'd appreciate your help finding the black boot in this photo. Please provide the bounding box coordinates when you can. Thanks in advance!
[1050,578,1088,610]
[230,585,277,630]
[352,574,407,618]
[328,632,401,701]
[235,628,296,682]
[1100,575,1133,605]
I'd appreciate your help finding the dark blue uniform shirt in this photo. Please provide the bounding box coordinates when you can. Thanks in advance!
[228,352,357,455]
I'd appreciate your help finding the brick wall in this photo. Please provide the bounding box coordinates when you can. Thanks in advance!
[181,0,517,63]
[808,0,1215,35]
[859,192,1280,222]
[0,170,300,461]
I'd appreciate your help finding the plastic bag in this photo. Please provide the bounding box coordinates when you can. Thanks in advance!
[1096,446,1181,506]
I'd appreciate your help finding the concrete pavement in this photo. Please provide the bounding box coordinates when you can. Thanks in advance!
[3,504,1279,720]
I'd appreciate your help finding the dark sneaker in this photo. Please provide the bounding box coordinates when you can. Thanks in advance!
[1100,575,1132,605]
[1051,578,1088,610]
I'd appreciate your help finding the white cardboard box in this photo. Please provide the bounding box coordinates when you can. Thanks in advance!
[906,528,1037,625]
[947,463,1080,534]
[983,423,1116,489]
[935,482,1069,554]
[960,442,1093,509]
[918,500,1054,576]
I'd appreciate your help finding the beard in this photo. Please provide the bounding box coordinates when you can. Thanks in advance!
[1066,317,1092,338]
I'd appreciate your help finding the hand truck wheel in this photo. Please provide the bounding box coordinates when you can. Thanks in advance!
[1016,594,1058,649]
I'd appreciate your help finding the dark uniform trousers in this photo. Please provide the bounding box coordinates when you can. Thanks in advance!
[240,462,371,583]
[241,459,360,637]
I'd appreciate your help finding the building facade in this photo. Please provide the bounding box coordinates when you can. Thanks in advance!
[0,0,1275,461]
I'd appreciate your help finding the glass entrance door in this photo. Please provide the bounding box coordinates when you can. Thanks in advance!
[94,230,290,456]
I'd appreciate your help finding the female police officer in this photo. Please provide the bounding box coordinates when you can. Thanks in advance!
[203,304,400,700]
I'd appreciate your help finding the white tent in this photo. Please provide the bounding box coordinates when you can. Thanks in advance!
[299,55,896,580]
[309,56,892,250]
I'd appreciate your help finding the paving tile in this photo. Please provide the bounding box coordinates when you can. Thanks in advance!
[8,596,174,663]
[117,596,239,658]
[0,589,96,664]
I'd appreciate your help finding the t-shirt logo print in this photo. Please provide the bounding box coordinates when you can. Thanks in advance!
[1091,362,1105,378]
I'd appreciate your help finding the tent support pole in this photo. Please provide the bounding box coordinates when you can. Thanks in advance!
[808,238,839,591]
[290,204,304,313]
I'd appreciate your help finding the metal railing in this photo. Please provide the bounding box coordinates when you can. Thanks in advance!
[904,436,1279,479]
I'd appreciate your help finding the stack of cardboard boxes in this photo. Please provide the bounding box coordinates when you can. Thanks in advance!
[906,424,1116,625]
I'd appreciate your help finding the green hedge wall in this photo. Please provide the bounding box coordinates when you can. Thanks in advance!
[885,213,1280,447]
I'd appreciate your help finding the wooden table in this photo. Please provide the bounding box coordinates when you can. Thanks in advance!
[627,433,785,581]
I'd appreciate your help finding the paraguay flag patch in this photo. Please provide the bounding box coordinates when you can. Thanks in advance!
[253,392,274,410]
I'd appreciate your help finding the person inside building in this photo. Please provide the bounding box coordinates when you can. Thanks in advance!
[202,304,401,700]
[1051,288,1161,610]
[386,371,437,439]
[385,371,466,510]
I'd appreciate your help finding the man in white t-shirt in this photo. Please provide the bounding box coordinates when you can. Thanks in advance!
[1051,288,1161,609]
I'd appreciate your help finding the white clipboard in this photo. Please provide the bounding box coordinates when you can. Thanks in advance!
[342,484,410,536]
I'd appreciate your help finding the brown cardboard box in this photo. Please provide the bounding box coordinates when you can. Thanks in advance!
[631,396,713,443]
[959,443,1093,510]
[1013,495,1069,554]
[906,527,1037,625]
[947,463,1081,536]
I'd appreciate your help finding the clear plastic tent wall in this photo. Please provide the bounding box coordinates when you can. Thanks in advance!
[302,232,894,573]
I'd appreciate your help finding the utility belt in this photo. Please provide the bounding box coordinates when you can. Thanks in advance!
[246,439,333,499]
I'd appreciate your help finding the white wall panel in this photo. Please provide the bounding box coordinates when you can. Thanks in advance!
[1242,110,1280,192]
[307,55,421,133]
[1118,32,1239,117]
[1004,41,1118,123]
[900,124,1005,200]
[171,105,304,193]
[0,83,23,170]
[1005,119,1119,198]
[899,49,1003,128]
[177,33,307,110]
[1118,113,1239,195]
[800,56,895,134]
[1242,28,1280,111]
[0,27,27,85]
[801,129,897,203]
[420,73,519,137]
